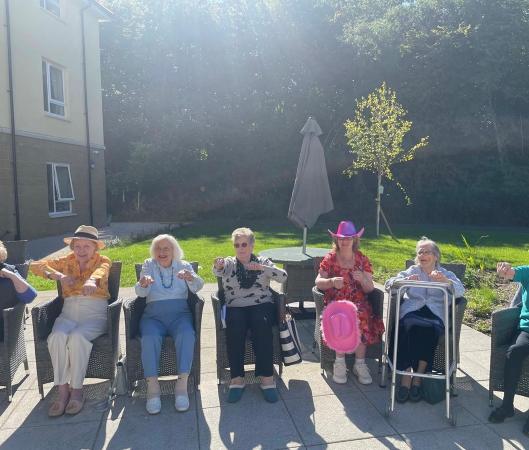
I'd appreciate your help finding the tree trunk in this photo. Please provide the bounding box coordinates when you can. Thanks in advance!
[376,172,382,237]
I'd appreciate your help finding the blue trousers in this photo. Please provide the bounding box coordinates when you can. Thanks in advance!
[140,299,195,377]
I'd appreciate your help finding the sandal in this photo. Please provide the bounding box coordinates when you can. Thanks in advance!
[65,395,85,415]
[48,399,68,417]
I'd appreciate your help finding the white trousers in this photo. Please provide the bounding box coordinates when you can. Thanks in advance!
[47,296,107,389]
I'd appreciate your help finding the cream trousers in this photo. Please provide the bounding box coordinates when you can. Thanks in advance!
[47,296,107,389]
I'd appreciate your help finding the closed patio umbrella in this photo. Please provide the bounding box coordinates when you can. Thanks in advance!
[288,117,334,252]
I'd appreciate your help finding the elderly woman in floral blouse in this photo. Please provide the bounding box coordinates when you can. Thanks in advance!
[213,227,287,404]
[31,225,111,417]
[316,220,384,385]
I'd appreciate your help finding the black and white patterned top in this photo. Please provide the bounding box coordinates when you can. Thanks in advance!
[213,256,287,307]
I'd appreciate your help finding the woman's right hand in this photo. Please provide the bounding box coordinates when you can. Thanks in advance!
[332,277,344,289]
[406,274,420,281]
[56,273,76,286]
[214,257,225,270]
[139,275,154,288]
[497,262,515,280]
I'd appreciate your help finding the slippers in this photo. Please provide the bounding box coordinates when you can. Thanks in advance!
[409,385,422,402]
[65,396,85,415]
[48,400,68,417]
[260,384,279,403]
[396,386,410,403]
[227,385,245,403]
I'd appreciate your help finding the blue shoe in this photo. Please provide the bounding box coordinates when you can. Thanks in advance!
[227,385,245,403]
[260,385,279,403]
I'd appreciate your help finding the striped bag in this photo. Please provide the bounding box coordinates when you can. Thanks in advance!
[279,315,303,366]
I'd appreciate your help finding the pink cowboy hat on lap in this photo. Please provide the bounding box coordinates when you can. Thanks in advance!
[328,221,364,239]
[322,300,361,354]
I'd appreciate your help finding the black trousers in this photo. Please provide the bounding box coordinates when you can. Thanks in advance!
[502,330,529,409]
[226,302,275,379]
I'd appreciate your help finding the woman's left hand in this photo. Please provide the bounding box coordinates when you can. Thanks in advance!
[177,269,194,281]
[430,270,449,283]
[245,262,265,271]
[351,271,366,283]
[82,278,97,296]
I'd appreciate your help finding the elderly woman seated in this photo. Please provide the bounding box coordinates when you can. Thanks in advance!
[136,234,204,414]
[213,227,287,403]
[385,237,464,403]
[30,225,111,417]
[0,240,37,311]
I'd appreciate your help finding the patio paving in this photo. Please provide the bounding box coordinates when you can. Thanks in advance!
[1,283,528,449]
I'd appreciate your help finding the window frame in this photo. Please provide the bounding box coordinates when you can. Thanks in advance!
[46,162,75,216]
[40,0,61,17]
[42,60,66,118]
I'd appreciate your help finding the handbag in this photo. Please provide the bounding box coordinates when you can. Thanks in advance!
[279,312,303,366]
[421,376,447,404]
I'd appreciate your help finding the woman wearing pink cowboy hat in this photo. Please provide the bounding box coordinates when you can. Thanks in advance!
[316,220,384,385]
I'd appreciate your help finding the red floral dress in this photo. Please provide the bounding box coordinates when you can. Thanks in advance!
[319,251,385,346]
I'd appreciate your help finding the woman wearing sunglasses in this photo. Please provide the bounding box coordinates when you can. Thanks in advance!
[316,220,384,385]
[385,237,464,403]
[213,227,287,403]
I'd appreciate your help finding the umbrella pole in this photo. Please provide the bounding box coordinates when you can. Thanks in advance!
[302,227,307,254]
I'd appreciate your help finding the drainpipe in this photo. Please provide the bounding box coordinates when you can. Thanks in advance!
[5,0,21,240]
[81,2,94,225]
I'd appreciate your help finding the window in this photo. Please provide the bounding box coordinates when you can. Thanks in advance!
[42,60,65,117]
[40,0,60,17]
[46,163,75,215]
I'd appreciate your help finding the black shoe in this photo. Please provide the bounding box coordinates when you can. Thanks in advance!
[409,385,422,402]
[488,406,514,423]
[396,386,409,403]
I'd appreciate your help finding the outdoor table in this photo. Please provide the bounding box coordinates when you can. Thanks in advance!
[259,247,329,310]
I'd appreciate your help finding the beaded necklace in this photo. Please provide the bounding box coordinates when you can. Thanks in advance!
[157,263,174,289]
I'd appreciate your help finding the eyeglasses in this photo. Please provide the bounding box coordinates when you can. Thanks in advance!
[416,250,433,256]
[234,242,249,248]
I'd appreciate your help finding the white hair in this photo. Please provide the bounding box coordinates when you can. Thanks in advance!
[150,234,184,262]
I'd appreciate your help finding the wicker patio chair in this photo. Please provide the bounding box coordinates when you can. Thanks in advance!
[211,277,285,385]
[0,263,30,401]
[122,262,203,393]
[489,283,528,406]
[31,261,122,399]
[313,286,385,375]
[381,261,467,387]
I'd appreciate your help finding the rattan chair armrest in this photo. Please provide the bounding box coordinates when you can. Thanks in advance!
[3,302,25,348]
[368,288,384,318]
[123,296,146,339]
[31,296,64,340]
[273,291,286,323]
[491,307,521,347]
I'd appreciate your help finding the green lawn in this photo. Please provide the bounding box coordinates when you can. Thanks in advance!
[28,219,529,291]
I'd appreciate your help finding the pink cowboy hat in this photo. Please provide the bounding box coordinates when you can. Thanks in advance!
[321,300,361,354]
[328,221,364,239]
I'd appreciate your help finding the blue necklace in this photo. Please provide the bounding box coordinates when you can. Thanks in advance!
[157,264,174,289]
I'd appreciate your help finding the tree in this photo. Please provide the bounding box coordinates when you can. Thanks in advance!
[344,82,428,236]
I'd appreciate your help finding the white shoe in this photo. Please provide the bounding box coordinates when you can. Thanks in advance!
[353,362,372,385]
[332,359,347,384]
[146,396,161,414]
[174,394,190,412]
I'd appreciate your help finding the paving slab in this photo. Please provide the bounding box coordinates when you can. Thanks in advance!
[306,434,409,449]
[284,390,395,446]
[198,399,303,450]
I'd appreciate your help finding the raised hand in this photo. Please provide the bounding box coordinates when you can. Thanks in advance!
[497,262,515,280]
[177,269,194,281]
[139,275,154,288]
[430,270,449,283]
[245,262,265,271]
[406,274,420,281]
[332,277,344,289]
[82,279,97,296]
[214,257,225,270]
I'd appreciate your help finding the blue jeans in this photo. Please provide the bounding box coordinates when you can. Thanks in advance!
[140,299,195,377]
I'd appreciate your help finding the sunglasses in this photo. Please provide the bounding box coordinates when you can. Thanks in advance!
[234,242,249,248]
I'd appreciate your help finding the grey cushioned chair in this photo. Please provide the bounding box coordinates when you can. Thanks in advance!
[211,277,285,385]
[489,284,528,406]
[122,262,203,393]
[32,261,122,399]
[0,263,30,401]
[313,285,385,374]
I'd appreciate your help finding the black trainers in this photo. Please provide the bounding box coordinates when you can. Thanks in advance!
[396,386,409,403]
[488,406,514,423]
[409,385,422,402]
